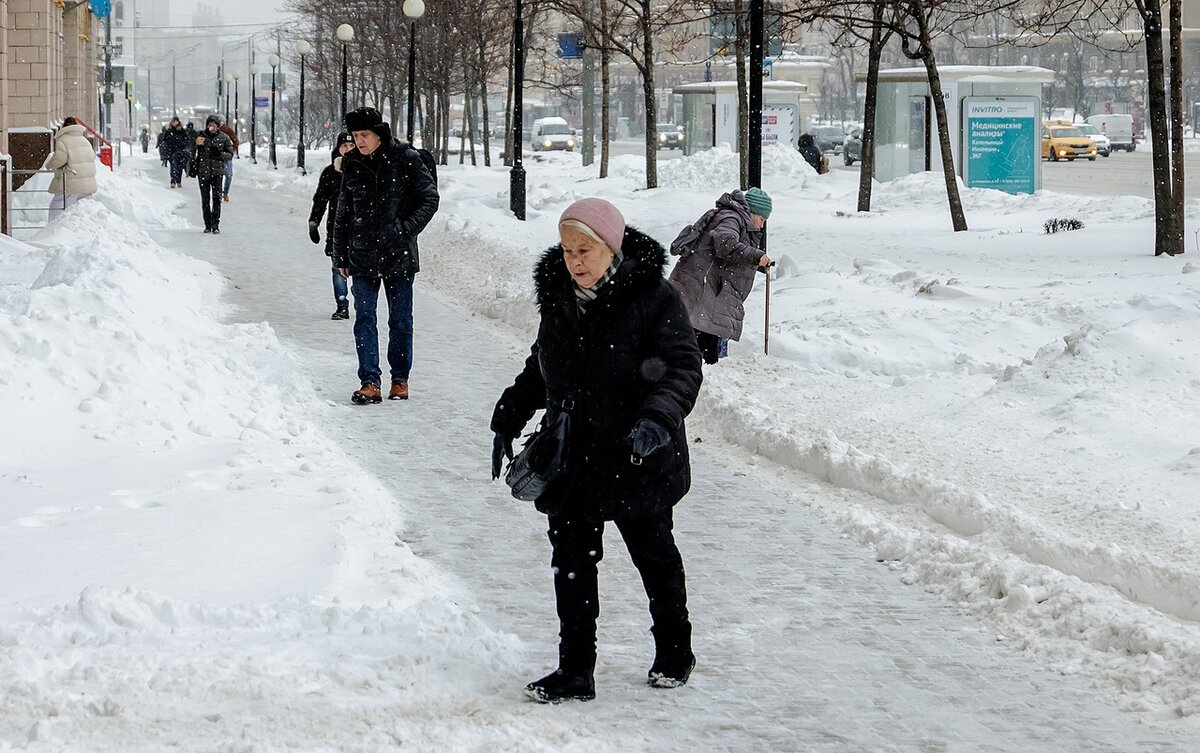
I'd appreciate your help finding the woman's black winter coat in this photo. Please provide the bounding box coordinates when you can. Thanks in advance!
[491,227,703,520]
[193,130,234,180]
[309,146,344,257]
[332,127,439,279]
[161,126,189,157]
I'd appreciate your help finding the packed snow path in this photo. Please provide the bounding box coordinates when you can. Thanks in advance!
[135,159,1195,752]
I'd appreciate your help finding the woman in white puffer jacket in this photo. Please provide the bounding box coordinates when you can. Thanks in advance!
[44,117,97,221]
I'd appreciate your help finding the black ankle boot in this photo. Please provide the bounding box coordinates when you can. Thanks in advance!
[648,622,696,688]
[524,668,596,703]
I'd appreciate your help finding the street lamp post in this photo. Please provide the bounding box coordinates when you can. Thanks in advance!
[249,63,259,163]
[224,72,233,125]
[296,40,312,174]
[402,0,425,143]
[268,54,280,169]
[337,24,355,125]
[232,70,241,158]
[510,0,526,220]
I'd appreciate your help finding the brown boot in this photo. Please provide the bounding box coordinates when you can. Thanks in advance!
[351,383,382,405]
[388,380,409,400]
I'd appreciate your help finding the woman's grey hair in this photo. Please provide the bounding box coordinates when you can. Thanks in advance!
[560,219,609,250]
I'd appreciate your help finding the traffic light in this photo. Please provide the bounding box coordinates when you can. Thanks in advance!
[125,80,133,102]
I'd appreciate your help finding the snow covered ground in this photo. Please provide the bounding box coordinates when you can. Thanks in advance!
[3,144,1200,750]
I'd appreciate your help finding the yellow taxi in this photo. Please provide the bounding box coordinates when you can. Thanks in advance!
[1042,121,1098,162]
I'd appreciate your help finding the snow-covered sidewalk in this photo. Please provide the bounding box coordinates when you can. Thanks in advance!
[2,152,1199,751]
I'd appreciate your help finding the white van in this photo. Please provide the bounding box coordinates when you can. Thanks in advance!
[531,116,576,152]
[1085,114,1136,152]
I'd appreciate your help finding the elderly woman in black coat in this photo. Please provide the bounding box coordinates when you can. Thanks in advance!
[491,198,703,703]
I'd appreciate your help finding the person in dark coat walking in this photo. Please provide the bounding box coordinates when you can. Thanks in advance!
[669,188,772,364]
[185,122,198,159]
[156,126,168,166]
[490,198,703,704]
[193,115,234,233]
[162,117,190,187]
[332,106,439,404]
[309,131,356,320]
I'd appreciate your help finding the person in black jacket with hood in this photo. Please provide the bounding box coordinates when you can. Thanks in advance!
[161,117,189,187]
[333,107,439,404]
[490,198,703,704]
[194,115,234,234]
[309,131,356,320]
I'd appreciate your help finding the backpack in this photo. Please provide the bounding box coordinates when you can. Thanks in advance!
[410,146,438,188]
[669,208,719,257]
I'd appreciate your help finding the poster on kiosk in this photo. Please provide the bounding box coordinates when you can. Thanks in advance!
[961,96,1041,195]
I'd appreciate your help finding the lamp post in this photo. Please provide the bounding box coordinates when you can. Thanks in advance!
[296,40,312,174]
[232,70,241,157]
[402,0,425,143]
[249,63,259,163]
[268,54,280,169]
[224,72,233,124]
[337,24,355,125]
[510,0,526,220]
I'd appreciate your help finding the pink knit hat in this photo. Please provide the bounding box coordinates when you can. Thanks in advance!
[559,198,625,254]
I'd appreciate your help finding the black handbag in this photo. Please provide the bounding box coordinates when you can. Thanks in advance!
[505,400,572,502]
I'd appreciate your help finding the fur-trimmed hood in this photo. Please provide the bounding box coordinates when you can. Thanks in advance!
[533,225,668,312]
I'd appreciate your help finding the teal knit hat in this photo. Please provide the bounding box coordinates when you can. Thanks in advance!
[745,187,772,218]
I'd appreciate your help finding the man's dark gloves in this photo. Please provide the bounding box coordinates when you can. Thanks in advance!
[308,221,321,244]
[626,419,671,461]
[491,433,515,480]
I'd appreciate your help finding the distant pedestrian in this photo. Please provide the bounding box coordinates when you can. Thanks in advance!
[184,122,198,159]
[668,188,771,364]
[218,116,239,201]
[332,106,439,404]
[157,126,169,167]
[139,126,150,154]
[162,117,189,187]
[490,198,703,704]
[309,131,356,320]
[193,115,234,233]
[43,116,97,223]
[797,133,824,173]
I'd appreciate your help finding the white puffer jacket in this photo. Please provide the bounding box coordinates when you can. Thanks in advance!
[45,124,98,196]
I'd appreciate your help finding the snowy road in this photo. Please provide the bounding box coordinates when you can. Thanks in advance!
[146,158,1199,751]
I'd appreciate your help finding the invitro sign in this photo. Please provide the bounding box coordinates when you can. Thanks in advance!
[962,96,1040,194]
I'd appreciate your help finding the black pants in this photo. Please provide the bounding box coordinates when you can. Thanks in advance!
[696,330,720,365]
[198,175,223,229]
[547,509,689,673]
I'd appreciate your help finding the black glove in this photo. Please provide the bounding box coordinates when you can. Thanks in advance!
[308,221,321,244]
[626,419,671,461]
[491,433,514,480]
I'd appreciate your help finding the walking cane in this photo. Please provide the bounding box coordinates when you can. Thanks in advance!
[764,265,771,355]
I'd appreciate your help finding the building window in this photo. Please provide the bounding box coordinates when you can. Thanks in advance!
[115,2,124,22]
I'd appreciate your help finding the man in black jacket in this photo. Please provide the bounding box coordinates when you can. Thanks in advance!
[162,117,189,186]
[333,107,440,404]
[194,115,235,233]
[309,131,355,320]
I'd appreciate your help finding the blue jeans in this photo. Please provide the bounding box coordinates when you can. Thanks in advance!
[169,151,187,183]
[223,160,233,194]
[351,275,413,386]
[332,261,349,308]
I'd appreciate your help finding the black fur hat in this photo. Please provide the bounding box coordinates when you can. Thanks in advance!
[345,106,383,133]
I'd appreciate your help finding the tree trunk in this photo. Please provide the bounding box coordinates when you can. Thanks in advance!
[600,0,611,179]
[858,3,887,213]
[911,3,968,231]
[479,40,492,167]
[735,0,749,190]
[1169,0,1185,254]
[640,0,657,189]
[1142,2,1174,256]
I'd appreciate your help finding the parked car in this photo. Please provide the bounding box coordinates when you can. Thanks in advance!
[810,125,847,154]
[842,128,863,165]
[1042,122,1097,161]
[1074,122,1111,157]
[656,123,685,150]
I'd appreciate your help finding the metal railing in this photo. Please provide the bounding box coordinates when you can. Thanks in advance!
[0,162,70,236]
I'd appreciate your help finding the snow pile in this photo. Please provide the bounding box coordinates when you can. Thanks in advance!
[657,143,817,192]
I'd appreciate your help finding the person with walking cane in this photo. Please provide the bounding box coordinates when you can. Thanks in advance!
[668,187,772,364]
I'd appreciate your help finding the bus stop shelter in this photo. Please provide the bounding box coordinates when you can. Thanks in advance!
[674,80,809,156]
